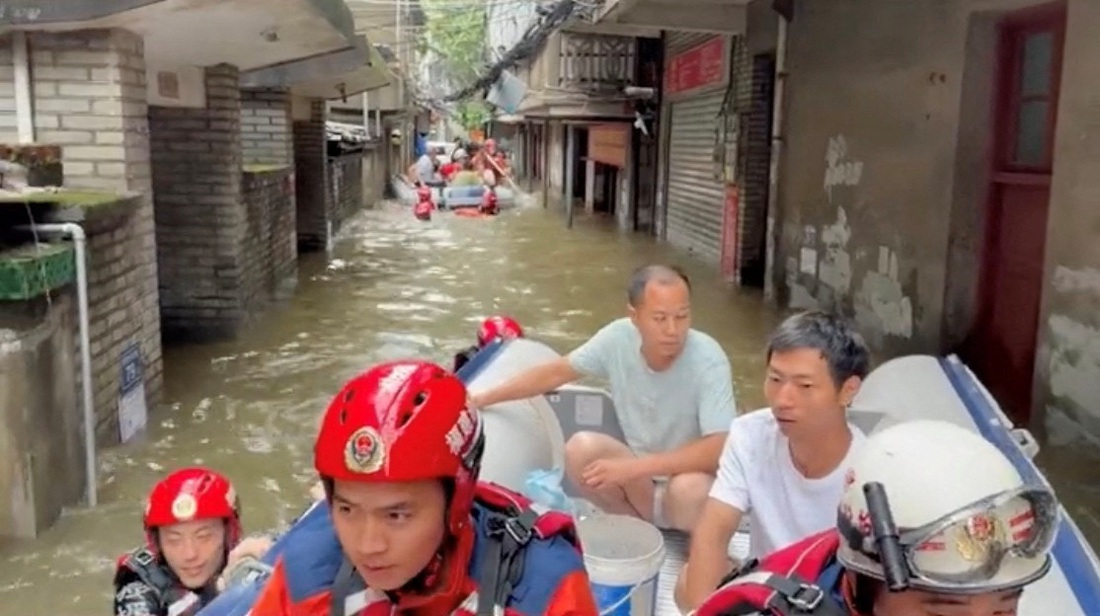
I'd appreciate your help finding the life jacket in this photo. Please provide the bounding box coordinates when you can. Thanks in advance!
[478,189,498,216]
[114,547,212,616]
[414,186,435,220]
[693,530,849,616]
[197,482,586,616]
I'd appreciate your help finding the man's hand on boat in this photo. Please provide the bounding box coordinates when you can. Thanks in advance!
[580,457,639,489]
[215,535,275,591]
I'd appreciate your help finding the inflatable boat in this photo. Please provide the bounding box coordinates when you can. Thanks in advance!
[391,176,516,211]
[461,339,1100,616]
[198,338,1100,616]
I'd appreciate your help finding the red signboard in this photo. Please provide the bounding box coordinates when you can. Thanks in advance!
[720,185,740,281]
[666,37,726,96]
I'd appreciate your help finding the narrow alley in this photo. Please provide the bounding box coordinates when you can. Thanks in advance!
[0,0,1097,614]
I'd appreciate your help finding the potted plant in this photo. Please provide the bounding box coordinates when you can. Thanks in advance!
[16,144,63,187]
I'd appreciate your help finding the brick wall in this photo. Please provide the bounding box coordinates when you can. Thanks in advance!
[0,30,163,444]
[240,88,291,166]
[738,53,775,287]
[328,153,363,233]
[293,99,328,251]
[241,168,297,304]
[149,64,246,341]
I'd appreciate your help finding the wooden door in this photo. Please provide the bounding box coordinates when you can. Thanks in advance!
[971,2,1065,423]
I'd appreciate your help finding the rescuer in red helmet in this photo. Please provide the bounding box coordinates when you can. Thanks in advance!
[243,360,596,615]
[114,467,243,616]
[452,315,525,373]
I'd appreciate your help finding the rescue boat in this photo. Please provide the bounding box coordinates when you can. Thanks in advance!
[391,177,517,211]
[460,338,1100,616]
[199,338,1100,616]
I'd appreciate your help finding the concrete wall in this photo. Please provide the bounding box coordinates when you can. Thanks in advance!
[548,121,565,194]
[772,0,1100,442]
[0,30,164,443]
[361,142,386,205]
[0,291,79,539]
[1037,0,1100,443]
[775,0,982,347]
[240,87,292,166]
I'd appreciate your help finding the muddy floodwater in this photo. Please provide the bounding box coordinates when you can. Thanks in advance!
[0,200,1095,614]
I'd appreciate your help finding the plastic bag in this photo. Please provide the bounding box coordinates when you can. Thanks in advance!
[523,467,574,514]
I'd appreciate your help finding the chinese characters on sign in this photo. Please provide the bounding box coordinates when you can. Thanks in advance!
[665,37,727,96]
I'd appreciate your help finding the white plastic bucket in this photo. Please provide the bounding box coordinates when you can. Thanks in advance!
[578,514,666,616]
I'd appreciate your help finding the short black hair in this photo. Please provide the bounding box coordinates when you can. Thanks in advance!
[766,310,870,386]
[627,264,691,307]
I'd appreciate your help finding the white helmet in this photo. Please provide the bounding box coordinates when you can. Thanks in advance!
[836,420,1057,594]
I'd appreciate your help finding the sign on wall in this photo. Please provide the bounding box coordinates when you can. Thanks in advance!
[587,123,630,168]
[665,37,727,97]
[720,184,740,281]
[146,64,206,108]
[118,342,147,443]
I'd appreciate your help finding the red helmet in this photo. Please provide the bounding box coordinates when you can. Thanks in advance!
[143,467,242,554]
[314,360,483,536]
[477,315,524,347]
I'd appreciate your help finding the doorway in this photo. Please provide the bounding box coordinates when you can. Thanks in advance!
[967,1,1065,424]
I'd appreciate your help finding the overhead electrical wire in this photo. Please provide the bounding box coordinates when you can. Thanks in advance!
[436,0,579,103]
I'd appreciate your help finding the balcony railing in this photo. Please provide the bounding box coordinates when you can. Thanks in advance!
[558,33,636,91]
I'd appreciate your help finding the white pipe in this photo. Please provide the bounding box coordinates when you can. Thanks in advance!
[362,91,370,138]
[763,15,788,301]
[18,223,96,507]
[12,31,34,144]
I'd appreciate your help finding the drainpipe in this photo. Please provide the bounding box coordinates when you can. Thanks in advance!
[18,223,96,508]
[763,15,788,301]
[362,91,370,138]
[12,31,35,144]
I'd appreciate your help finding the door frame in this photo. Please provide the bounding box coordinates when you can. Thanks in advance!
[975,0,1066,418]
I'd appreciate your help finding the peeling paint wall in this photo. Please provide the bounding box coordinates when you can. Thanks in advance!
[775,0,1001,359]
[776,0,1100,442]
[1034,0,1100,445]
[779,129,921,350]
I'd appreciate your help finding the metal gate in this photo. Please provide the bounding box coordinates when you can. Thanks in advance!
[663,33,730,266]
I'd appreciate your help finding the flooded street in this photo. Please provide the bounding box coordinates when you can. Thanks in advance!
[0,200,1096,614]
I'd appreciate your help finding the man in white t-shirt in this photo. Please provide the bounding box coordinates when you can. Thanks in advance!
[469,265,736,533]
[675,310,871,612]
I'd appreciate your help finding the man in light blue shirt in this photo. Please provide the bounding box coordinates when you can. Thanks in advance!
[469,265,736,533]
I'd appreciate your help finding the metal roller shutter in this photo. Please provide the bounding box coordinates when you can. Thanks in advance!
[663,33,729,266]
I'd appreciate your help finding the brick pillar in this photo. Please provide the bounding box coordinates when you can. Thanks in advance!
[149,64,247,341]
[240,87,292,166]
[293,98,328,251]
[0,29,163,442]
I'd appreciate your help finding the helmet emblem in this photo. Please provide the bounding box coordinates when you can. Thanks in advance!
[955,512,1005,562]
[171,493,198,521]
[345,426,386,474]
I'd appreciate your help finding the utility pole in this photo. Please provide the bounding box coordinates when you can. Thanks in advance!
[395,0,406,162]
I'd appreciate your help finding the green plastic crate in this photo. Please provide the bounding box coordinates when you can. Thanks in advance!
[0,242,76,301]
